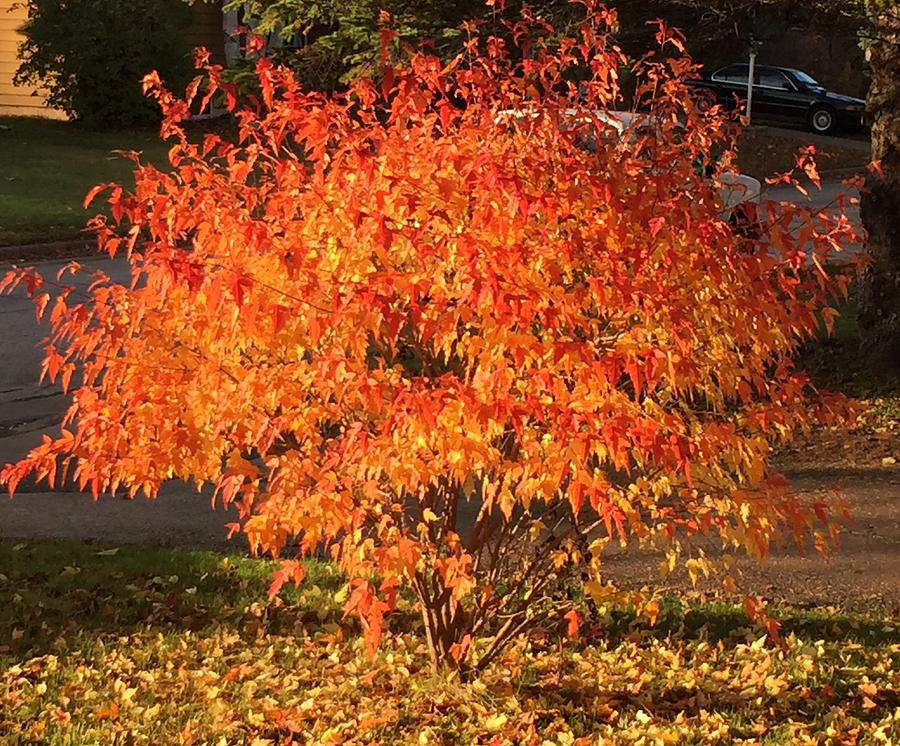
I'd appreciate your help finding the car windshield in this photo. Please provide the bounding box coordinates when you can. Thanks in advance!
[791,70,821,87]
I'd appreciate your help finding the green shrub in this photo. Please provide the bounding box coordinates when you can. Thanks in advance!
[14,0,195,128]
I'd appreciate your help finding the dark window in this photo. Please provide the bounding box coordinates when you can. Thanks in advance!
[756,70,794,90]
[712,66,749,84]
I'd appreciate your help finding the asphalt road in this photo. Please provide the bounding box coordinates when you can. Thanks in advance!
[0,255,240,551]
[764,176,861,223]
[752,124,866,252]
[0,178,867,551]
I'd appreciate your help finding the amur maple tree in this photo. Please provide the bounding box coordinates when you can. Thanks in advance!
[2,2,861,675]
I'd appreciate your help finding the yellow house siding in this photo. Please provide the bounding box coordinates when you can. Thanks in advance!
[0,0,64,117]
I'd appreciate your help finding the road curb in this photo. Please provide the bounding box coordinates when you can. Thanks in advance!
[0,238,101,264]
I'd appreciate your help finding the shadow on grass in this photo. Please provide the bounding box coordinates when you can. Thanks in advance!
[3,539,898,662]
[7,541,900,656]
[0,539,346,661]
[520,599,900,739]
[600,597,900,648]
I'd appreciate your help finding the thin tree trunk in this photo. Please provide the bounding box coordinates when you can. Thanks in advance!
[859,2,900,372]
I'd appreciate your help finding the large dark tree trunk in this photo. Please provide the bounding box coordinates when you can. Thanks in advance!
[859,3,900,372]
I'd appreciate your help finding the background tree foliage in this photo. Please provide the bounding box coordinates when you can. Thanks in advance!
[226,0,583,90]
[3,6,861,673]
[14,0,195,128]
[227,0,468,91]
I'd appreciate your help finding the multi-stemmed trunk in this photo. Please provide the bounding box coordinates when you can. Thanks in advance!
[859,2,900,372]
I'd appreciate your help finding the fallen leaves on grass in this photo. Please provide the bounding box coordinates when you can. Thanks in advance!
[2,542,899,745]
[3,614,900,744]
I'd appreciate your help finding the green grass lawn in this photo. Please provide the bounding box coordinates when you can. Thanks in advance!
[799,288,900,435]
[2,540,899,745]
[0,116,170,246]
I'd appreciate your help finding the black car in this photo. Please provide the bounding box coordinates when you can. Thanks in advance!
[687,64,865,134]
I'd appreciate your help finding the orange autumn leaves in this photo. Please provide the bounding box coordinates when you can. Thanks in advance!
[1,4,860,664]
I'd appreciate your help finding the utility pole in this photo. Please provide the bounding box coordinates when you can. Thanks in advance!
[745,36,762,125]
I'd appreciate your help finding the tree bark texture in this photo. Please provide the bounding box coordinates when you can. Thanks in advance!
[859,2,900,372]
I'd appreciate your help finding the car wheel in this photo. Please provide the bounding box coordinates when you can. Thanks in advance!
[694,89,717,114]
[809,105,836,135]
